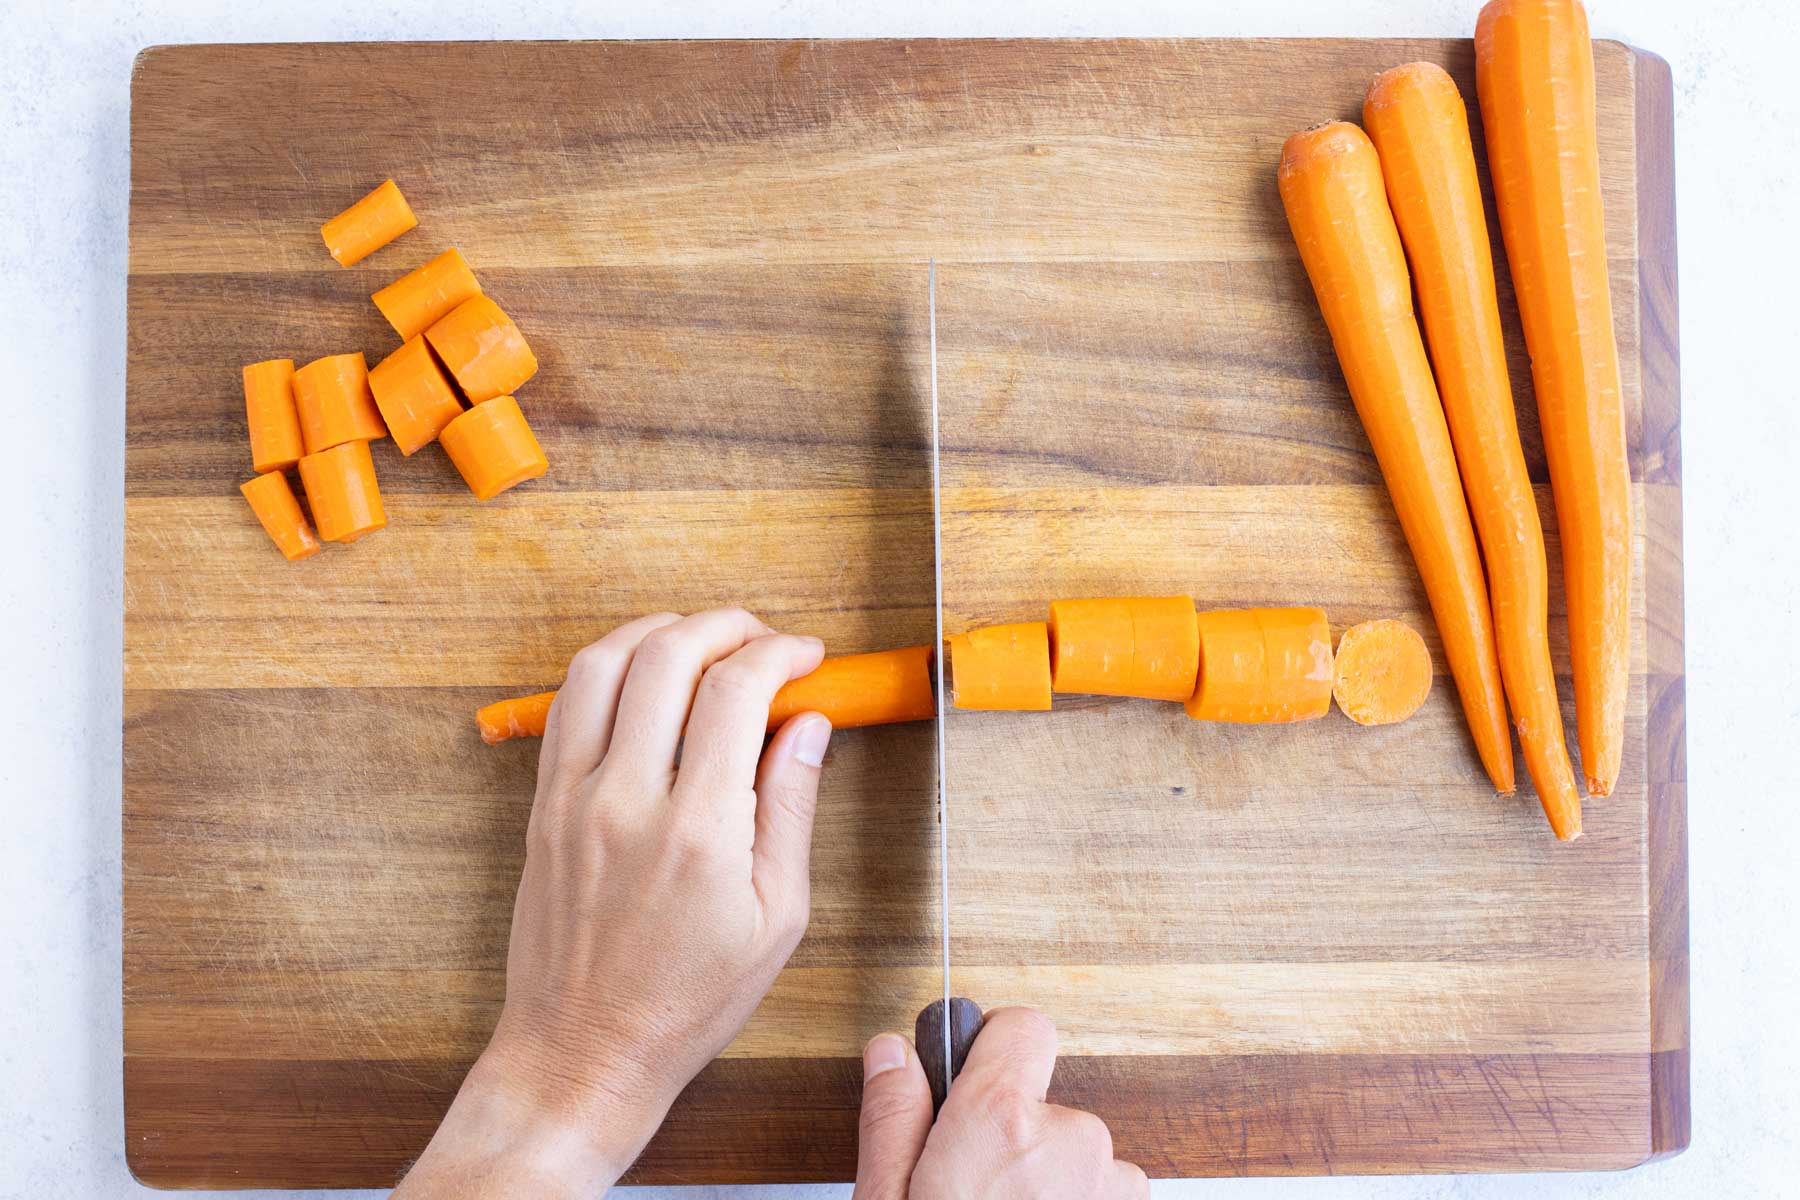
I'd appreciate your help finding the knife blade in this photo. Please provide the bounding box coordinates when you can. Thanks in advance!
[919,259,984,1112]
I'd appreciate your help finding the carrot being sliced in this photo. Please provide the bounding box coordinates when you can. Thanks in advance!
[477,646,939,745]
[297,440,386,543]
[369,337,464,456]
[1048,595,1199,701]
[1365,61,1582,836]
[239,471,321,561]
[425,295,538,403]
[1185,607,1334,723]
[293,352,387,454]
[439,396,547,500]
[1278,120,1514,792]
[1477,0,1631,798]
[242,359,304,473]
[373,248,483,341]
[950,622,1053,711]
[1332,619,1435,728]
[321,179,417,267]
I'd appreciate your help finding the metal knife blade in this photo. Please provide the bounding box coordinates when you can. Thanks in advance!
[921,260,983,1112]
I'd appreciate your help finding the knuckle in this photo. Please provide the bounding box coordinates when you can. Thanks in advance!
[699,657,762,704]
[565,641,622,684]
[1071,1110,1114,1159]
[983,1085,1040,1148]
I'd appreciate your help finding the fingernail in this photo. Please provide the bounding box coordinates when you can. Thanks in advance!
[864,1033,908,1081]
[791,715,832,768]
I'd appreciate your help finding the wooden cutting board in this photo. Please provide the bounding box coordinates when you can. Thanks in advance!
[124,38,1685,1187]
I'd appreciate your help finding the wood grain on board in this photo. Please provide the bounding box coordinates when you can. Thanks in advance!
[124,38,1684,1186]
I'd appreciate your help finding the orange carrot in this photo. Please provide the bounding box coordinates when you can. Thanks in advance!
[373,247,483,341]
[1331,619,1435,729]
[369,337,464,456]
[242,358,304,473]
[425,295,538,403]
[1477,0,1631,797]
[239,471,321,561]
[293,352,387,454]
[1365,62,1582,833]
[1048,595,1199,701]
[1278,121,1514,792]
[949,622,1053,711]
[438,396,548,500]
[297,440,386,543]
[476,645,939,745]
[321,179,417,267]
[1185,607,1335,723]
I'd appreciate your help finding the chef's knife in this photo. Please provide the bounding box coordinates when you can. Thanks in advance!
[917,260,984,1112]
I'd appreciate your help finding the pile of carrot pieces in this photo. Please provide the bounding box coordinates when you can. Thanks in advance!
[474,598,1436,746]
[238,179,551,560]
[1276,0,1630,840]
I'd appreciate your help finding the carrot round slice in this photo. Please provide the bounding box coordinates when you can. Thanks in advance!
[239,471,321,561]
[439,396,548,500]
[1048,598,1133,695]
[297,440,386,543]
[321,179,417,267]
[425,295,538,403]
[1332,619,1434,728]
[1185,607,1334,723]
[369,337,464,456]
[1126,596,1201,701]
[373,248,483,341]
[243,359,304,473]
[950,622,1053,711]
[294,352,387,454]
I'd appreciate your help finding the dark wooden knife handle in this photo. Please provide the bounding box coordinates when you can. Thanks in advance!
[915,997,985,1111]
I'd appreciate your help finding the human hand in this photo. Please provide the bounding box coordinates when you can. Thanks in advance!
[852,1007,1148,1199]
[397,608,832,1197]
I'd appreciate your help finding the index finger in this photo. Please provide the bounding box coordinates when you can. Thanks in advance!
[955,1006,1058,1103]
[676,632,825,807]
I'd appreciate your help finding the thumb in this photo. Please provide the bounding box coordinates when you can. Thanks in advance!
[852,1033,934,1200]
[752,712,832,914]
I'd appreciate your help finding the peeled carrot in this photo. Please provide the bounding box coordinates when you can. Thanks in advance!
[242,358,305,473]
[439,396,548,500]
[1477,0,1631,797]
[297,440,386,543]
[1365,62,1582,833]
[476,645,938,745]
[373,248,483,341]
[369,337,464,456]
[949,622,1053,711]
[425,295,538,403]
[239,471,321,561]
[321,179,417,267]
[1048,595,1200,702]
[1331,619,1434,728]
[1278,121,1514,792]
[1185,607,1335,723]
[293,352,387,454]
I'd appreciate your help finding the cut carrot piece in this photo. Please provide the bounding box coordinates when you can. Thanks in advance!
[1278,121,1515,793]
[1365,61,1582,835]
[949,622,1053,711]
[1048,596,1198,701]
[297,440,386,543]
[369,337,464,456]
[242,358,305,473]
[1185,607,1334,723]
[424,295,538,403]
[1332,619,1435,729]
[439,396,548,500]
[477,645,940,745]
[238,471,321,561]
[1477,0,1630,798]
[373,248,483,341]
[293,352,387,454]
[321,179,417,267]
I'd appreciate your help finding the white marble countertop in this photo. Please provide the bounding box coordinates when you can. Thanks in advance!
[3,0,1794,1195]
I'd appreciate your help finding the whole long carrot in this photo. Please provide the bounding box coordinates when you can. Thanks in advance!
[1365,64,1581,838]
[476,645,936,745]
[1476,0,1631,797]
[1278,121,1515,793]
